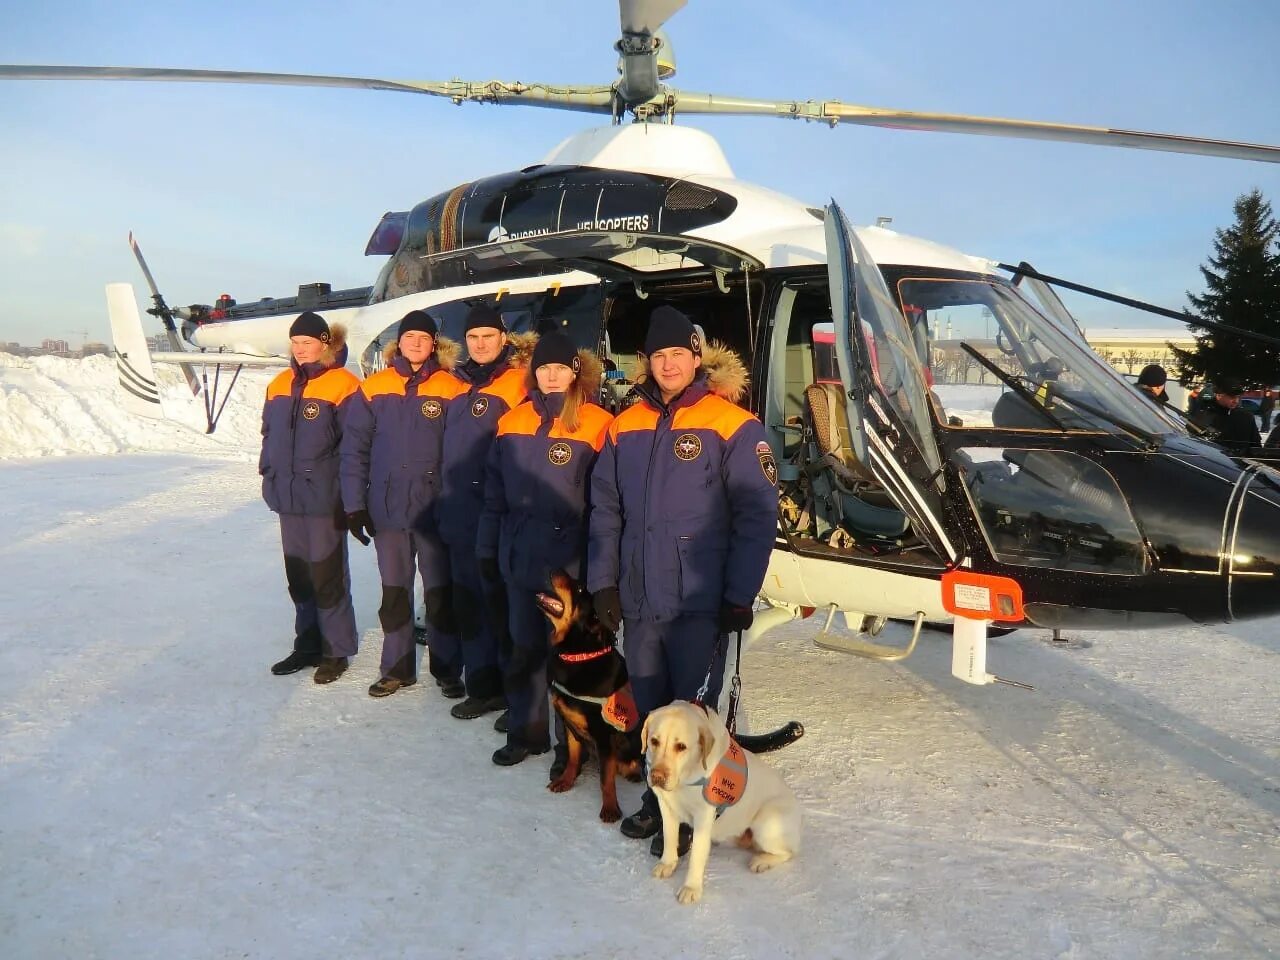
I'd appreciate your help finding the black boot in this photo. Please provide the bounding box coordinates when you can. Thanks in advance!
[619,790,662,839]
[493,710,509,733]
[450,695,505,720]
[492,742,548,767]
[650,823,693,859]
[270,649,321,676]
[435,676,466,699]
[414,626,429,646]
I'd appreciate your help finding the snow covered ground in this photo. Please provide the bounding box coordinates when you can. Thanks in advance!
[1,356,1278,959]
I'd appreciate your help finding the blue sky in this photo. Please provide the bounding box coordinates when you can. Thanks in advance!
[1,0,1278,347]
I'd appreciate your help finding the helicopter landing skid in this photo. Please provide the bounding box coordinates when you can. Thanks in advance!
[813,605,925,661]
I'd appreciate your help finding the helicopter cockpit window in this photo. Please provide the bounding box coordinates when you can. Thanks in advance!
[960,447,1148,575]
[359,285,604,375]
[895,277,1173,439]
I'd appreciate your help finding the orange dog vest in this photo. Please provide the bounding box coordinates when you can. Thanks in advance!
[698,739,748,815]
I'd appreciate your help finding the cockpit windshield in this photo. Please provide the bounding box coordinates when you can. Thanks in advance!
[891,274,1174,439]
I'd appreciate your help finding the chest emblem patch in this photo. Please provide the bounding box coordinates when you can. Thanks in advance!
[756,440,778,486]
[471,396,490,418]
[302,401,320,421]
[421,398,442,419]
[674,433,702,462]
[547,441,573,466]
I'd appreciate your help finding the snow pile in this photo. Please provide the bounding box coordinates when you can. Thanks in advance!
[0,352,268,460]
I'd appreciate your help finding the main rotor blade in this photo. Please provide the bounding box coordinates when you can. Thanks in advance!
[0,65,617,113]
[667,91,1280,164]
[620,0,686,35]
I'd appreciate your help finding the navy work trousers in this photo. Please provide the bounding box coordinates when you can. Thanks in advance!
[372,528,460,683]
[447,547,505,700]
[501,585,553,752]
[279,512,358,658]
[622,614,725,719]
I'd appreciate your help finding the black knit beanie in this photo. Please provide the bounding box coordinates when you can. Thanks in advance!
[464,304,506,334]
[642,305,700,356]
[1137,364,1167,387]
[289,311,330,342]
[531,330,581,373]
[397,309,438,340]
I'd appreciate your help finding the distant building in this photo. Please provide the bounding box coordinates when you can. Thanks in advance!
[82,342,110,357]
[147,335,170,353]
[1081,328,1196,377]
[41,338,71,356]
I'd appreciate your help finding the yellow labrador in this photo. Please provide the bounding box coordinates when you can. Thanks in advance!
[645,700,801,904]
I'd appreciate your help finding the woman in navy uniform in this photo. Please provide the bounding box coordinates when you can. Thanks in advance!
[435,306,536,721]
[587,305,778,842]
[478,331,612,766]
[340,310,467,697]
[262,312,362,684]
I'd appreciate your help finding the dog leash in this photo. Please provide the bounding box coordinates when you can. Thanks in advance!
[692,629,743,736]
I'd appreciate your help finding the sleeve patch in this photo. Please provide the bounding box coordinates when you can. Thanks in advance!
[756,440,778,486]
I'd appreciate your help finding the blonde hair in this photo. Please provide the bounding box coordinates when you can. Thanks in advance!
[526,366,583,433]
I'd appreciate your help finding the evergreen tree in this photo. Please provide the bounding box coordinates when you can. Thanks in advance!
[1171,189,1280,387]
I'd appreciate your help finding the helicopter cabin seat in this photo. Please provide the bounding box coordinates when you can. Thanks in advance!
[803,383,910,538]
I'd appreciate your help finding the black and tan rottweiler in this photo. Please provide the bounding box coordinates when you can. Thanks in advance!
[535,570,643,822]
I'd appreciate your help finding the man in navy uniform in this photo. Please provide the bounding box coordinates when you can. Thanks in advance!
[587,304,778,844]
[435,305,534,721]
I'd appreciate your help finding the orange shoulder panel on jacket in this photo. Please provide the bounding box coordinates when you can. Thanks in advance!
[482,366,528,411]
[563,403,614,451]
[424,369,468,401]
[304,367,361,405]
[360,367,407,400]
[673,394,756,440]
[609,402,660,441]
[265,369,295,402]
[496,402,542,438]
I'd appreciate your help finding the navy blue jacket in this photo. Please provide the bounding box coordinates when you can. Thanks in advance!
[587,348,778,623]
[260,340,360,517]
[478,389,613,591]
[436,342,530,545]
[340,350,466,532]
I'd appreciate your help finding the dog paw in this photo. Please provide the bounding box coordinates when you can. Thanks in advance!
[676,884,703,904]
[652,860,678,880]
[599,806,622,823]
[749,852,787,873]
[547,777,574,794]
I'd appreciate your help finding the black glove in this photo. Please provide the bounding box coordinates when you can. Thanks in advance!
[479,557,500,582]
[719,602,754,633]
[592,586,623,632]
[345,509,376,546]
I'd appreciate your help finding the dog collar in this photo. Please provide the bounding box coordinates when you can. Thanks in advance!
[558,648,613,663]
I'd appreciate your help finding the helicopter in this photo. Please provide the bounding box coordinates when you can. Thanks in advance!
[9,0,1280,694]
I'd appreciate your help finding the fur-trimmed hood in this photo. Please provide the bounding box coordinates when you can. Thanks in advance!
[381,334,462,371]
[320,323,349,368]
[634,339,749,404]
[505,331,538,369]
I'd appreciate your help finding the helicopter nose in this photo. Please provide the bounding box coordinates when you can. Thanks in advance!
[1226,467,1280,620]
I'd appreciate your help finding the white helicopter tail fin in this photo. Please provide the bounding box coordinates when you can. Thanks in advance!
[107,282,165,420]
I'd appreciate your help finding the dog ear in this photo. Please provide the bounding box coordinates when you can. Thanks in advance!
[697,720,714,772]
[640,713,652,750]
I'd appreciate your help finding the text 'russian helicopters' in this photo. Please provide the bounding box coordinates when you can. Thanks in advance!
[9,0,1280,690]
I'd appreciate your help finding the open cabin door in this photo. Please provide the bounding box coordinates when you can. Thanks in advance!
[824,202,958,563]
